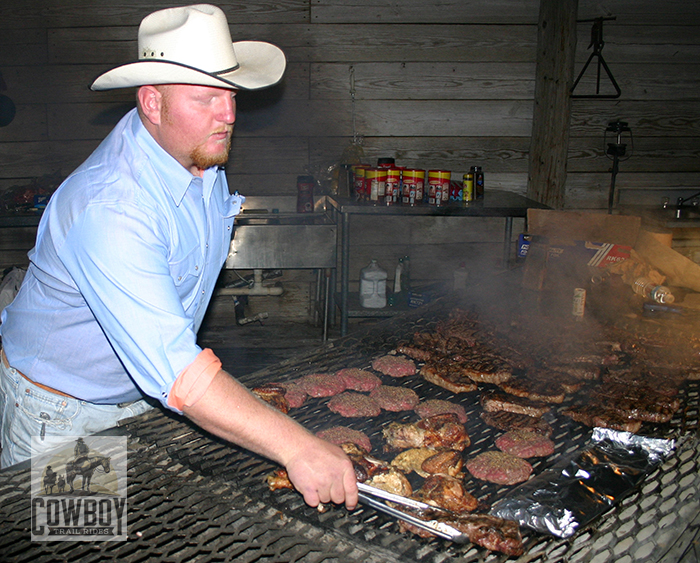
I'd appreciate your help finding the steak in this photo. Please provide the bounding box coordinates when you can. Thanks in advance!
[498,374,567,403]
[480,410,553,437]
[466,451,532,485]
[495,429,555,458]
[328,392,382,417]
[395,344,434,362]
[336,368,382,392]
[480,389,551,417]
[561,404,643,433]
[298,373,347,397]
[414,399,467,423]
[372,354,417,378]
[316,425,372,453]
[420,359,478,393]
[370,385,420,411]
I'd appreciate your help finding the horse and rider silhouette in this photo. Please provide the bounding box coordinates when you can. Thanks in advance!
[43,438,111,494]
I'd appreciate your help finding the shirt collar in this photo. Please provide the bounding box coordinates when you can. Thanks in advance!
[130,110,219,206]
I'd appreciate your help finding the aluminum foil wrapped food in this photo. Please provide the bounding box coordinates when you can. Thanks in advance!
[490,428,675,538]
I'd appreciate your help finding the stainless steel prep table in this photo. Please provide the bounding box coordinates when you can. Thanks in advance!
[327,191,550,336]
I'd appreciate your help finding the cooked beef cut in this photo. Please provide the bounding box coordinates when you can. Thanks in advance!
[383,414,470,451]
[414,399,468,423]
[328,392,382,417]
[316,426,372,453]
[371,354,417,377]
[448,514,524,556]
[480,389,551,417]
[602,369,682,398]
[251,384,290,413]
[336,368,382,392]
[495,429,555,458]
[421,360,478,393]
[396,344,434,362]
[298,373,347,397]
[587,394,675,423]
[497,374,567,403]
[543,362,600,381]
[590,381,681,411]
[480,410,553,437]
[466,451,532,485]
[421,450,464,478]
[561,404,643,433]
[534,368,586,393]
[416,474,477,513]
[370,385,420,411]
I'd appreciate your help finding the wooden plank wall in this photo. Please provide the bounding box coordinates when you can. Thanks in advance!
[0,0,699,296]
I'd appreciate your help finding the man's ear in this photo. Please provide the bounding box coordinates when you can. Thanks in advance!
[137,85,163,126]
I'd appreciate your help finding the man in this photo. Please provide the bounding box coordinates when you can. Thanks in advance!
[0,4,357,511]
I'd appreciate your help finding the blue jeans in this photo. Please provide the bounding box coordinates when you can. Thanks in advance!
[0,352,153,469]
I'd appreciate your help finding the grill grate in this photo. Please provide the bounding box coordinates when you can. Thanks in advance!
[2,296,700,562]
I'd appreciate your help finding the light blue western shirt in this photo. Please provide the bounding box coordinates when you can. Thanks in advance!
[0,108,243,408]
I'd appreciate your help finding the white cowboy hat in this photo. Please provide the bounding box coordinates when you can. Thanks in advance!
[91,4,286,91]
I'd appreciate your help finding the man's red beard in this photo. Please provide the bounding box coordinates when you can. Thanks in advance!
[190,135,232,170]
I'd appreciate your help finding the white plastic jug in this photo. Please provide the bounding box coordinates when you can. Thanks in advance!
[359,259,387,308]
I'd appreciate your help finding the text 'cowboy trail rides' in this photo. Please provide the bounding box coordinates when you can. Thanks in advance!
[30,436,127,541]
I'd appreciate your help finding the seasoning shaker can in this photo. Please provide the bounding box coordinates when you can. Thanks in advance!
[463,170,475,202]
[296,175,314,212]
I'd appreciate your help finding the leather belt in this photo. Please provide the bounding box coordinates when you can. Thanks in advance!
[1,349,76,400]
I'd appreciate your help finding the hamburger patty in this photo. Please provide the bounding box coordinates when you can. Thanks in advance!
[298,373,347,397]
[316,425,372,452]
[328,392,381,417]
[372,355,417,378]
[414,399,467,423]
[466,451,532,485]
[370,385,420,411]
[336,368,382,392]
[495,429,555,458]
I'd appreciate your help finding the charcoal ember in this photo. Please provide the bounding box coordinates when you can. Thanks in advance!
[316,426,372,453]
[495,429,555,458]
[466,451,532,485]
[480,389,551,417]
[372,354,417,378]
[415,399,467,423]
[328,392,381,417]
[480,410,553,437]
[336,368,382,392]
[298,373,347,397]
[370,385,420,412]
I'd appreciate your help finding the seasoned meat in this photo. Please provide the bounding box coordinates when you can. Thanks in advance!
[480,389,551,417]
[495,429,555,458]
[370,385,420,411]
[251,384,290,414]
[416,474,477,513]
[421,450,464,478]
[383,414,470,451]
[336,368,382,392]
[448,514,524,556]
[498,374,567,403]
[366,468,413,497]
[420,359,478,393]
[276,380,307,408]
[396,344,434,362]
[415,399,467,423]
[372,354,417,378]
[316,426,372,453]
[298,373,347,397]
[328,392,382,417]
[266,468,293,491]
[466,451,532,485]
[390,448,438,477]
[561,404,643,433]
[480,410,553,437]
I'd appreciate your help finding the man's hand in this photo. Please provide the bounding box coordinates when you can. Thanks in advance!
[284,437,358,510]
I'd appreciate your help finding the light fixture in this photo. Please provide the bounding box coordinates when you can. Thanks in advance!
[604,120,633,213]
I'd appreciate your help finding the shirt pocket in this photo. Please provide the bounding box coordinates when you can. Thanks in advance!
[170,244,204,304]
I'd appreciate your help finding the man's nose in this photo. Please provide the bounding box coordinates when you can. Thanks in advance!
[220,96,236,124]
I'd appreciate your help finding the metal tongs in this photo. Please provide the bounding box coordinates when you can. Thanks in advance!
[357,482,469,543]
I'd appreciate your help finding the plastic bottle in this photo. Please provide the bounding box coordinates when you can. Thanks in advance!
[632,277,675,304]
[393,258,404,294]
[360,260,387,308]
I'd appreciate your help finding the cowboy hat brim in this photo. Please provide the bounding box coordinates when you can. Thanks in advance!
[90,40,286,91]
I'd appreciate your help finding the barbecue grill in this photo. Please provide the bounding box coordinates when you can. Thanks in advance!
[2,291,700,562]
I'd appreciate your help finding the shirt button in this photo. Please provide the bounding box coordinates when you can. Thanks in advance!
[195,266,199,271]
[178,276,182,281]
